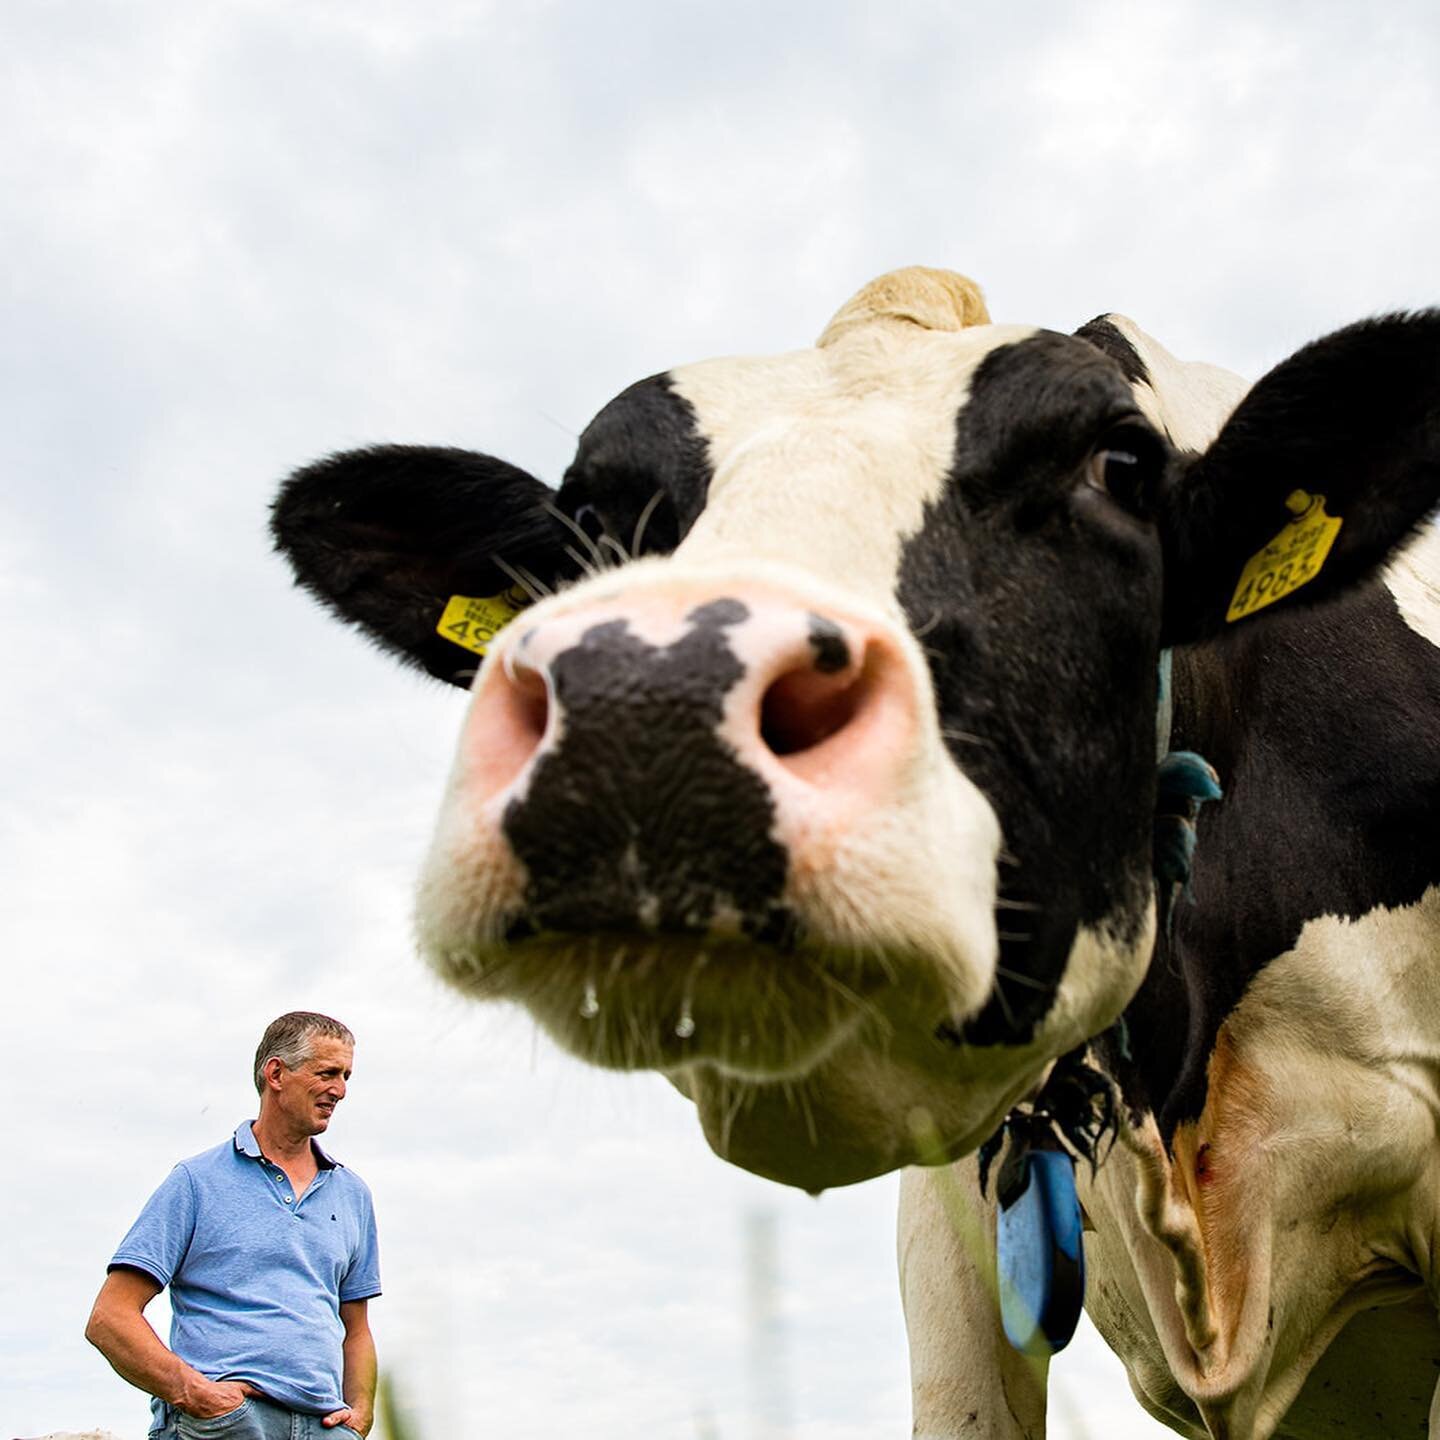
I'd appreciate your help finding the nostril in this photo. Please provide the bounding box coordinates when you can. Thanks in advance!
[466,656,552,800]
[761,657,869,758]
[508,665,550,747]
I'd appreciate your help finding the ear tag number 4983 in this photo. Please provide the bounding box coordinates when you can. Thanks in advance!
[1226,490,1343,623]
[437,587,532,657]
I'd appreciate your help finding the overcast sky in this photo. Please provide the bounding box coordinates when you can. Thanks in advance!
[3,3,1437,1437]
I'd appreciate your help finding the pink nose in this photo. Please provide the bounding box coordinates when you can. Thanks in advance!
[458,586,921,826]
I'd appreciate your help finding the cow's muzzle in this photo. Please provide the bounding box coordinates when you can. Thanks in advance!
[416,571,992,1076]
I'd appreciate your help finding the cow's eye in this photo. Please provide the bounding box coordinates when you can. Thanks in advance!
[1085,427,1161,515]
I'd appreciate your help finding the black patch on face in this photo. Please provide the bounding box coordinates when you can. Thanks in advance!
[897,332,1165,1043]
[503,599,792,938]
[807,614,850,673]
[1115,579,1440,1143]
[1075,316,1151,389]
[689,597,750,628]
[555,373,714,560]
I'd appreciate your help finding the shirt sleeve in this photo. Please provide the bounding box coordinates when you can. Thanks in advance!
[108,1164,198,1289]
[339,1177,382,1302]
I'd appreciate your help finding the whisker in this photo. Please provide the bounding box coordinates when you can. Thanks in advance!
[811,965,865,1011]
[514,563,547,596]
[990,974,1017,1028]
[997,930,1033,944]
[772,977,805,1056]
[598,533,632,567]
[562,543,598,579]
[796,1082,820,1148]
[858,938,898,988]
[721,1079,748,1155]
[631,489,666,557]
[608,944,628,980]
[543,499,609,572]
[911,610,943,640]
[811,952,892,1037]
[994,964,1049,991]
[492,555,551,603]
[536,409,580,440]
[625,990,645,1066]
[940,728,992,748]
[995,898,1042,913]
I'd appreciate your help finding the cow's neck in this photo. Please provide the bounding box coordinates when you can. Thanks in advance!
[1117,560,1440,1148]
[1087,556,1440,1418]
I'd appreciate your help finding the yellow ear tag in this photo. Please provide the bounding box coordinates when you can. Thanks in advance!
[436,586,533,657]
[1225,490,1343,623]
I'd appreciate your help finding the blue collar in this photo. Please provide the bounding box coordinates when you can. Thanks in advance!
[233,1119,340,1170]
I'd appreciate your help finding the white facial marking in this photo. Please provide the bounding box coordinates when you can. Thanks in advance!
[1104,315,1250,453]
[1384,519,1440,649]
[669,324,1040,603]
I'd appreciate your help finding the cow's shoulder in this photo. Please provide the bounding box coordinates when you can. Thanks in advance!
[1084,888,1440,1438]
[1119,575,1440,1141]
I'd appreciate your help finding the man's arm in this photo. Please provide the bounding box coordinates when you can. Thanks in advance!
[322,1298,377,1433]
[85,1267,254,1418]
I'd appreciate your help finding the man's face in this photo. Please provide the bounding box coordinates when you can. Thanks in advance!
[272,1036,353,1135]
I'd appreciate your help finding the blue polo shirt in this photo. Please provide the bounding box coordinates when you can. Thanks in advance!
[110,1122,381,1422]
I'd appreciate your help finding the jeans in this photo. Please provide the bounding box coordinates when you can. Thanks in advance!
[150,1394,363,1440]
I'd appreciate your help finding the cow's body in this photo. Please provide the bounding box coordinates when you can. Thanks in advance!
[1098,534,1440,1439]
[905,518,1440,1439]
[273,270,1440,1438]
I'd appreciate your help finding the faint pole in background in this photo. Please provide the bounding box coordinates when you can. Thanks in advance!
[694,1404,722,1440]
[744,1207,792,1440]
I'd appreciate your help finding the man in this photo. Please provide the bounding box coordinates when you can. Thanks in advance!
[86,1012,380,1438]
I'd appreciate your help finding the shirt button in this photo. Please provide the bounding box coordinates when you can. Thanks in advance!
[283,1195,293,1204]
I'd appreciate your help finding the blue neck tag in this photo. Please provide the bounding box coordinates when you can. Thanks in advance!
[995,1147,1086,1356]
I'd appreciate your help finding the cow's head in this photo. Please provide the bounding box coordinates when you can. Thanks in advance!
[273,269,1440,1189]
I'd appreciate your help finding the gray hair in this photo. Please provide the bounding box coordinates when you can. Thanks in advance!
[253,1011,355,1095]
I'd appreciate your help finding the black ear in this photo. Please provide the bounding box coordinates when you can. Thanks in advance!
[1160,312,1440,644]
[272,445,583,687]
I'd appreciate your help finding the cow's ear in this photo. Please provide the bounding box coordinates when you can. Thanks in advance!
[272,444,584,687]
[1159,312,1440,644]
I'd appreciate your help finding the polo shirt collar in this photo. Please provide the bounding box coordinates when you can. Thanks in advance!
[234,1120,341,1170]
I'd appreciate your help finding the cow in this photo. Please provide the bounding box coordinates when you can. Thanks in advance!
[272,268,1440,1439]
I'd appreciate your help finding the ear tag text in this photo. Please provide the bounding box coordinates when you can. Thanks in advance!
[1225,490,1343,623]
[437,586,533,657]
